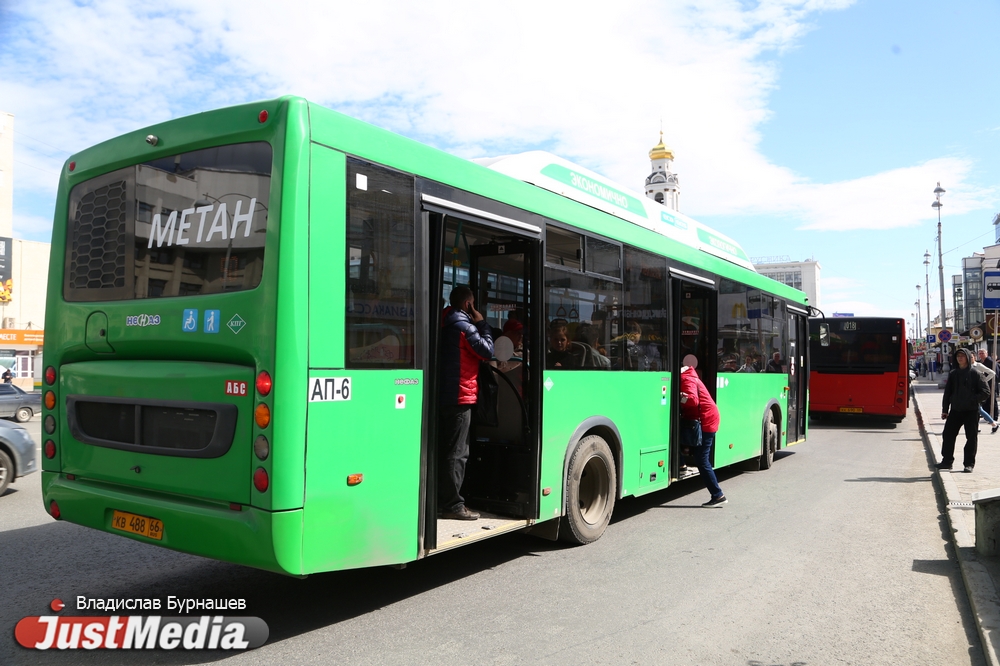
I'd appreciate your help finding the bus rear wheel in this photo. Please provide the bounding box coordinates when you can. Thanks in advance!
[560,435,616,545]
[760,411,778,470]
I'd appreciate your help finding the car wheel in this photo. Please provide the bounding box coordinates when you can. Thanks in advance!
[0,449,12,496]
[14,407,31,423]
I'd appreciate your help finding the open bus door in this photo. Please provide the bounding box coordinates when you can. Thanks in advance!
[423,208,542,551]
[466,239,542,520]
[670,274,718,479]
[786,309,809,443]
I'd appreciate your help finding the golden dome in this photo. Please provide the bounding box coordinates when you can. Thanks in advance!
[649,131,674,161]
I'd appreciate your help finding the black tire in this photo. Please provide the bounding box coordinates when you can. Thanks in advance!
[760,410,778,470]
[0,448,12,496]
[560,435,616,545]
[14,407,31,423]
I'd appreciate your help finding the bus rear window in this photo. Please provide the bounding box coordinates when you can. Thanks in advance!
[64,142,271,301]
[810,319,902,372]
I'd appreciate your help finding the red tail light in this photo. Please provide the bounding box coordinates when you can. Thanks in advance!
[258,110,269,123]
[50,501,61,519]
[256,371,272,396]
[253,467,269,492]
[44,440,55,459]
[45,366,56,385]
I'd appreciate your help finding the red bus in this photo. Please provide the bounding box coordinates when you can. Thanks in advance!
[808,317,908,421]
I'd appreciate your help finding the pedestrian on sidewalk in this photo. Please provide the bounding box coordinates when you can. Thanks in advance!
[938,348,989,473]
[972,355,1000,434]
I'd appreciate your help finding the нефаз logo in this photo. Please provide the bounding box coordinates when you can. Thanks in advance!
[15,616,268,650]
[126,314,161,327]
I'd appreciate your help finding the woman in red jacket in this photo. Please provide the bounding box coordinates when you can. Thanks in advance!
[679,360,727,507]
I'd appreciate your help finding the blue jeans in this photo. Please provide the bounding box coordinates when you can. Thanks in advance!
[682,421,724,499]
[979,406,997,427]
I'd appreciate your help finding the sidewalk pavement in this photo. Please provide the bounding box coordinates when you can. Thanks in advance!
[911,376,1000,666]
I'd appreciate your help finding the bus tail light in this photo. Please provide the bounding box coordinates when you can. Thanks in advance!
[45,391,56,410]
[50,501,61,519]
[254,435,269,461]
[256,371,272,396]
[254,404,270,428]
[45,366,56,385]
[253,467,269,492]
[347,473,363,486]
[44,440,55,459]
[258,110,269,123]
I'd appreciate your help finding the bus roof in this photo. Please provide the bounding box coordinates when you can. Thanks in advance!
[476,151,755,272]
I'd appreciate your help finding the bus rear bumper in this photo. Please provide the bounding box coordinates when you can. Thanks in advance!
[42,472,302,575]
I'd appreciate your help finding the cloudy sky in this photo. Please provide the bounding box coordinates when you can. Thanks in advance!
[2,0,998,329]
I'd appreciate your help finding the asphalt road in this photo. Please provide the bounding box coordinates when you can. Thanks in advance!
[0,412,985,665]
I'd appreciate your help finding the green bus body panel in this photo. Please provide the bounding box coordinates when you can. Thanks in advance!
[270,98,311,512]
[308,145,347,369]
[539,372,672,519]
[42,472,292,574]
[713,374,787,467]
[271,509,304,574]
[60,361,254,504]
[302,371,422,572]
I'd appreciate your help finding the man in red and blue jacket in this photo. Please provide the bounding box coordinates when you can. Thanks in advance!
[439,286,494,520]
[680,358,726,507]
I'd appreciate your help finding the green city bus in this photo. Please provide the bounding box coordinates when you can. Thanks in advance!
[42,97,810,575]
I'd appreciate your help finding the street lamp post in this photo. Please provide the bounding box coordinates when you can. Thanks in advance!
[915,283,922,343]
[933,183,949,386]
[924,251,934,379]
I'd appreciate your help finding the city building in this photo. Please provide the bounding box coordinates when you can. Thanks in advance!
[959,254,985,333]
[953,273,965,334]
[644,132,680,211]
[0,111,50,388]
[752,257,821,309]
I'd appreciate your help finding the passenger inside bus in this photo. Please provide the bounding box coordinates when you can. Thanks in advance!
[547,319,573,368]
[574,323,611,368]
[624,320,662,371]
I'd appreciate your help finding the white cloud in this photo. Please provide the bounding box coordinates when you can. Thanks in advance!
[6,0,989,240]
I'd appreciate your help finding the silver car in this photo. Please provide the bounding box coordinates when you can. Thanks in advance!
[0,419,38,496]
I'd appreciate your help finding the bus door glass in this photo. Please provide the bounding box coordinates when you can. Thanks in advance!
[467,239,540,520]
[787,312,807,443]
[671,278,717,476]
